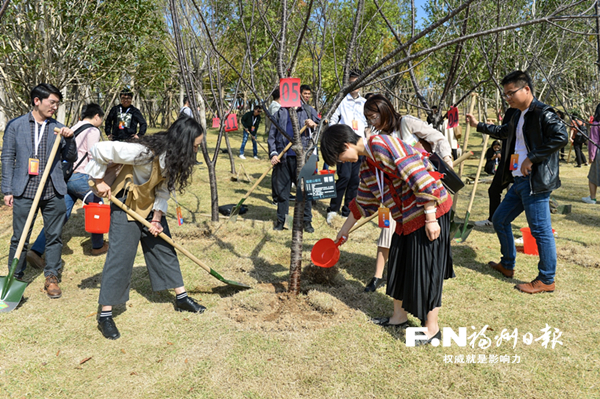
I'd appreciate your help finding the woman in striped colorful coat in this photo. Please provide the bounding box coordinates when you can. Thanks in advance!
[320,124,454,346]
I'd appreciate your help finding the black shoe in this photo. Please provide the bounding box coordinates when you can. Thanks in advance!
[289,195,296,201]
[364,277,385,292]
[414,330,441,347]
[175,296,207,313]
[371,317,409,329]
[304,222,314,233]
[195,161,203,165]
[98,317,120,340]
[274,220,285,231]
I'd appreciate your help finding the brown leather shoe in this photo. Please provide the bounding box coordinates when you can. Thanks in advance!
[488,261,514,278]
[515,279,555,294]
[44,275,62,299]
[91,241,109,256]
[26,250,46,269]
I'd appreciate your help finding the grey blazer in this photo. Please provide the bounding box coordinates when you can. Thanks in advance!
[1,113,76,197]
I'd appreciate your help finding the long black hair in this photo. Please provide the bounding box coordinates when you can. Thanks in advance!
[136,116,204,193]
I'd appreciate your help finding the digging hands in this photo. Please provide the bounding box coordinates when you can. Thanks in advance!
[94,179,112,199]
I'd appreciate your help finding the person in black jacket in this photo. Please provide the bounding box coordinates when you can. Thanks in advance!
[484,140,502,175]
[105,90,147,141]
[466,70,568,294]
[239,105,262,159]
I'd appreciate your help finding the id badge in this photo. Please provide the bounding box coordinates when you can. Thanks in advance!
[118,121,125,130]
[352,120,358,131]
[378,207,390,228]
[509,154,519,171]
[28,158,40,175]
[176,206,183,226]
[251,126,255,132]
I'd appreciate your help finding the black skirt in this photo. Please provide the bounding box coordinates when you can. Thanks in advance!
[386,212,454,325]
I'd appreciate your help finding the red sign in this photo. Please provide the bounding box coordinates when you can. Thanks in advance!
[224,113,238,132]
[279,78,301,107]
[212,117,220,128]
[590,115,594,123]
[447,106,459,128]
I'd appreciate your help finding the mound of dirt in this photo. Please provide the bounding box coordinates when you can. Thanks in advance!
[557,244,600,268]
[221,282,357,332]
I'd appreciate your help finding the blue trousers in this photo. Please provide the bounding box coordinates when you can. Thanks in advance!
[31,173,105,255]
[492,175,557,284]
[239,130,257,156]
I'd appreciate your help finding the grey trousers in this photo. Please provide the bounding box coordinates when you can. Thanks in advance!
[98,201,184,306]
[9,195,66,279]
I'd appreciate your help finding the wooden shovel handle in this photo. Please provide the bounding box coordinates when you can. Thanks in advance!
[349,212,378,233]
[465,134,490,214]
[117,198,212,274]
[458,93,478,178]
[241,125,309,201]
[13,128,63,258]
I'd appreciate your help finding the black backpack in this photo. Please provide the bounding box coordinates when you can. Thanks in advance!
[62,123,96,182]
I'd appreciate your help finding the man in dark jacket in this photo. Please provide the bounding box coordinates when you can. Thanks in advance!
[466,71,568,294]
[1,83,76,298]
[239,105,262,159]
[268,85,320,233]
[105,89,147,141]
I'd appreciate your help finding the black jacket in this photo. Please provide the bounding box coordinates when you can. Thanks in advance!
[477,98,568,194]
[105,104,147,141]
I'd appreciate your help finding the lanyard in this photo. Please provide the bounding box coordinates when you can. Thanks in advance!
[119,106,130,116]
[34,120,48,157]
[375,168,385,205]
[252,116,257,126]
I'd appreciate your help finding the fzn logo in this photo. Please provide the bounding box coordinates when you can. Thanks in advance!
[405,327,468,347]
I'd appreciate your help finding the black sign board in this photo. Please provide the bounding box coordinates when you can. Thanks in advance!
[304,174,336,200]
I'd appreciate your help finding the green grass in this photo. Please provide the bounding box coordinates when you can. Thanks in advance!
[0,122,599,398]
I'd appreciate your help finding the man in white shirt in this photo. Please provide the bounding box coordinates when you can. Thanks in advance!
[326,70,369,224]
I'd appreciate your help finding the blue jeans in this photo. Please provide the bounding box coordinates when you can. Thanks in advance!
[491,175,557,284]
[31,173,105,254]
[239,130,257,156]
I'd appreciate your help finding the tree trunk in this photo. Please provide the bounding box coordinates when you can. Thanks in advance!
[288,107,304,295]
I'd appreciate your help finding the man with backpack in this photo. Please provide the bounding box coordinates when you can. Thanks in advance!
[570,112,588,167]
[27,104,108,276]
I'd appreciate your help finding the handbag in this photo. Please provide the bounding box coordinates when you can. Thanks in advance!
[427,152,465,194]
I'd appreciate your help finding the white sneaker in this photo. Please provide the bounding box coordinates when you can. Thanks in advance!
[582,196,597,204]
[514,237,524,245]
[474,219,493,227]
[326,211,337,225]
[253,156,259,159]
[238,154,246,159]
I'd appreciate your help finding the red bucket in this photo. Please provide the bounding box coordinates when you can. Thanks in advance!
[310,236,346,268]
[83,203,111,234]
[520,227,555,255]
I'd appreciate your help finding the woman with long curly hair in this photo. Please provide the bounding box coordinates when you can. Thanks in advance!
[85,116,205,340]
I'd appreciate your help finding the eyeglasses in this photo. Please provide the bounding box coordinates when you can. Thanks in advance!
[502,86,525,99]
[366,114,380,124]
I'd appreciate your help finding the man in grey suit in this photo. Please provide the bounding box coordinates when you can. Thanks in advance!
[1,83,75,298]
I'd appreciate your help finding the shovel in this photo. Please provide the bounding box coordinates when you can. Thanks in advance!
[0,127,63,312]
[229,125,309,222]
[89,181,251,290]
[455,134,489,243]
[453,93,478,212]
